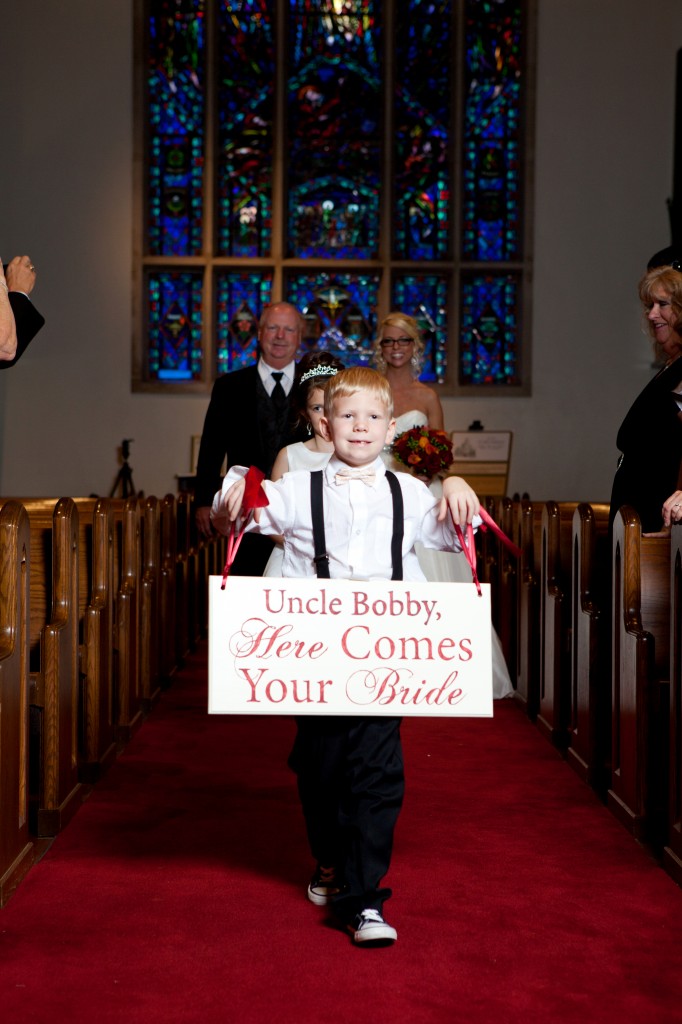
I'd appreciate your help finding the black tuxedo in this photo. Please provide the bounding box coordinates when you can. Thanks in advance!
[0,292,45,370]
[195,363,302,575]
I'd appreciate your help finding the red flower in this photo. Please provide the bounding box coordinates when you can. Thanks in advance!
[391,427,453,479]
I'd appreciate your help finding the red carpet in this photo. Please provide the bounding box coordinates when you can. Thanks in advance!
[2,643,682,1023]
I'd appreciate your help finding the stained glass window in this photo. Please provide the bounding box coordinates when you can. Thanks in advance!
[462,0,523,262]
[216,2,275,257]
[286,272,381,365]
[136,0,532,394]
[216,271,273,374]
[393,1,452,261]
[287,1,382,259]
[392,274,449,383]
[459,273,521,385]
[147,0,206,256]
[147,271,203,381]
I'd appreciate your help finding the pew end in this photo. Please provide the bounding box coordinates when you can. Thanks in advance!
[663,524,682,884]
[608,507,670,847]
[0,502,44,905]
[566,502,611,793]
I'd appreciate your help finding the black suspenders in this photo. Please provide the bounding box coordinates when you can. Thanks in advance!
[310,470,404,580]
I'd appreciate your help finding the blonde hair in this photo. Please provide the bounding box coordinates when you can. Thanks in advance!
[372,311,425,376]
[324,367,394,419]
[639,266,682,359]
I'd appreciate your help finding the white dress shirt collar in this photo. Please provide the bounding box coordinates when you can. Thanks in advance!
[258,357,296,395]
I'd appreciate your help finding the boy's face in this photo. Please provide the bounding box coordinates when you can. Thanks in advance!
[320,390,396,467]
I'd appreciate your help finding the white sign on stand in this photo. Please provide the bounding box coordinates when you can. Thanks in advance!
[208,576,493,717]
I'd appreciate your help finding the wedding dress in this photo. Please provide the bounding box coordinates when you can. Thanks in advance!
[383,410,514,700]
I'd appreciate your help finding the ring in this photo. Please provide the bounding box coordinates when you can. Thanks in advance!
[28,264,35,272]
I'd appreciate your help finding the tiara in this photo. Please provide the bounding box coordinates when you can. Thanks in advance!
[298,364,339,384]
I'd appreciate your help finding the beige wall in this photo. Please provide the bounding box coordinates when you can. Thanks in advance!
[1,1,681,502]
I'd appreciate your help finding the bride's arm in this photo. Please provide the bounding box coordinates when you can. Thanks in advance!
[424,386,444,431]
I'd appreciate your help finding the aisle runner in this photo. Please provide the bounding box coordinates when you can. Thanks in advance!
[208,576,493,716]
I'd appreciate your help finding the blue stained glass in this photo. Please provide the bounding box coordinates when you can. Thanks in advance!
[459,273,520,385]
[216,272,273,374]
[147,1,206,256]
[217,2,274,257]
[393,1,452,261]
[391,275,449,383]
[285,272,380,365]
[287,1,382,258]
[462,0,523,261]
[147,271,203,380]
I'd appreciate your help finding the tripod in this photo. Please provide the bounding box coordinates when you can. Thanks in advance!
[110,439,137,498]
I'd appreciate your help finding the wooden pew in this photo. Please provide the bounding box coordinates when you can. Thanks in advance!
[514,500,544,717]
[113,496,145,743]
[70,497,117,783]
[664,524,682,884]
[536,501,580,747]
[0,502,38,906]
[567,502,611,791]
[175,492,192,665]
[608,506,670,845]
[19,498,82,836]
[496,497,518,681]
[158,494,178,684]
[477,496,500,593]
[139,495,161,710]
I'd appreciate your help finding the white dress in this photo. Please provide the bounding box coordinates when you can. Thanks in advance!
[262,442,332,578]
[384,411,514,700]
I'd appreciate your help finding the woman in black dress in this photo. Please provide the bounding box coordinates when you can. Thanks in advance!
[610,262,682,532]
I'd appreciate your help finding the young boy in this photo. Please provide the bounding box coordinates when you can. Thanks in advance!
[211,367,480,946]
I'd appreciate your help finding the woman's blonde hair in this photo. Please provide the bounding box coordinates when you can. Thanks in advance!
[372,311,425,376]
[639,266,682,359]
[324,367,394,419]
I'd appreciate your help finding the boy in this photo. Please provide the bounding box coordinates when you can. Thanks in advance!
[211,367,480,946]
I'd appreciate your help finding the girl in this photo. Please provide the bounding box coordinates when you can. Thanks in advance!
[263,350,344,577]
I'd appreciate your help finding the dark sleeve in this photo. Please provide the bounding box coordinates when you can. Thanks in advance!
[194,375,233,508]
[0,293,46,370]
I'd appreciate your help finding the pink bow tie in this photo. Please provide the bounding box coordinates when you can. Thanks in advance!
[334,467,377,487]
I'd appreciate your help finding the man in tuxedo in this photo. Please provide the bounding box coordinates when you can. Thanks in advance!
[0,255,45,369]
[194,300,304,575]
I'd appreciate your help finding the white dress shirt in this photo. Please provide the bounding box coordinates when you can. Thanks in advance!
[212,455,476,581]
[258,357,295,396]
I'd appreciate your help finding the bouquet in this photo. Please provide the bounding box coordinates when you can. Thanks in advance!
[391,427,454,479]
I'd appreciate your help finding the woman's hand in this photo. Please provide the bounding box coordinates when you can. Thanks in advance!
[439,475,480,526]
[662,490,682,527]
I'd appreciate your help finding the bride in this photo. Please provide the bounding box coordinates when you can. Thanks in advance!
[374,311,514,700]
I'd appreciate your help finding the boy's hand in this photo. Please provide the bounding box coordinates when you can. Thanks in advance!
[224,478,247,522]
[439,476,480,526]
[211,478,247,535]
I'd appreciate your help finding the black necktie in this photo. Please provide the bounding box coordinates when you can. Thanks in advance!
[271,372,287,412]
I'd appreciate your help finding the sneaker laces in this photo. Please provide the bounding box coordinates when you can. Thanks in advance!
[358,909,384,924]
[317,866,335,884]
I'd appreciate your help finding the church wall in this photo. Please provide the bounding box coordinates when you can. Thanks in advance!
[1,0,680,503]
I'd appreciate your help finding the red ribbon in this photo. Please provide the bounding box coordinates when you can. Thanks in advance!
[478,507,522,559]
[449,507,521,597]
[221,466,269,589]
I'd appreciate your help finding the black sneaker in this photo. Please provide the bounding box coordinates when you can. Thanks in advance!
[347,908,397,946]
[307,864,342,906]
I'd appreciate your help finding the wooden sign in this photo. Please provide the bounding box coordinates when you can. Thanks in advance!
[209,576,493,717]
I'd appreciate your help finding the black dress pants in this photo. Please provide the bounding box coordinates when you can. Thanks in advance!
[289,715,405,922]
